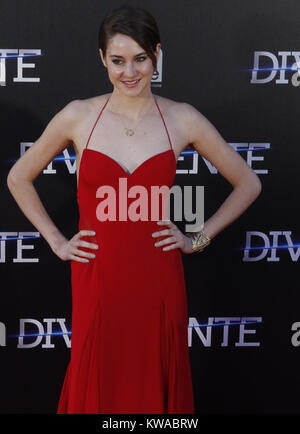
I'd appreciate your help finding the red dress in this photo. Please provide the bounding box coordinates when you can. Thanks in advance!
[57,96,195,414]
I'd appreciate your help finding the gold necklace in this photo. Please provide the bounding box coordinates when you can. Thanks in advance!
[108,96,156,136]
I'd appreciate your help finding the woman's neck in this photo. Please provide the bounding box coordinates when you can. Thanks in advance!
[107,88,156,120]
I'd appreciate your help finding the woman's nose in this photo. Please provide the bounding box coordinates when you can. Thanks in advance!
[124,62,137,77]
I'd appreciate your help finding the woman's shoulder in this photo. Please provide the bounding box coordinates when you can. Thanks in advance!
[68,93,197,112]
[156,96,207,140]
[155,94,185,110]
[66,93,111,115]
[66,93,202,124]
[155,94,201,121]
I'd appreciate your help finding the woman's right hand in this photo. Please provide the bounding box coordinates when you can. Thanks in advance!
[52,230,99,263]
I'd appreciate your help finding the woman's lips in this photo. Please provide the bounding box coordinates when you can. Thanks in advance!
[122,79,141,88]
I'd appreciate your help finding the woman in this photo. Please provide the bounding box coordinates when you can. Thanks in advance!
[7,6,261,414]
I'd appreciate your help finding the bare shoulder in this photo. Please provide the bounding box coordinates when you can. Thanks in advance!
[163,98,219,146]
[166,98,206,125]
[68,93,111,118]
[155,95,207,149]
[67,93,111,151]
[154,94,192,127]
[154,94,187,114]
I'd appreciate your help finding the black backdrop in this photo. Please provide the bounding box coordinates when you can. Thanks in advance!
[1,0,299,414]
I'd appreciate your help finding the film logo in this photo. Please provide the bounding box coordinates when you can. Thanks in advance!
[250,51,300,86]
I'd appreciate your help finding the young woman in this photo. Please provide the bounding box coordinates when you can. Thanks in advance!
[7,6,261,414]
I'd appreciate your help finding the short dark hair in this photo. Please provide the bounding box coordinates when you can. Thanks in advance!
[98,4,160,70]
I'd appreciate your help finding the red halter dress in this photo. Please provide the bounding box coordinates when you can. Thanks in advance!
[57,96,195,414]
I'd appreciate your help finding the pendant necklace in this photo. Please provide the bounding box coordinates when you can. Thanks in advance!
[108,96,156,136]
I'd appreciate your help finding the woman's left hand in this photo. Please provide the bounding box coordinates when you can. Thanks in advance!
[152,219,193,254]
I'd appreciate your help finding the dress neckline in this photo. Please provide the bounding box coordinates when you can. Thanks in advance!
[78,95,176,182]
[80,147,176,178]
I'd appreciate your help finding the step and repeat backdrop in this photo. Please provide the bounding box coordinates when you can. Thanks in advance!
[1,0,299,414]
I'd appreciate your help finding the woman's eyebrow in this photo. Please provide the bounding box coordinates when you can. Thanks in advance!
[109,52,147,58]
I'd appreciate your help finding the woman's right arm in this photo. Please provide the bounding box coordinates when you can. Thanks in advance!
[7,100,81,255]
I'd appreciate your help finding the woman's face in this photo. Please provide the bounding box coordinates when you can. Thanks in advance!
[99,33,160,97]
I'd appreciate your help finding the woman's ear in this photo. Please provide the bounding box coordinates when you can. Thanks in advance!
[155,43,161,66]
[99,49,107,68]
[155,43,161,56]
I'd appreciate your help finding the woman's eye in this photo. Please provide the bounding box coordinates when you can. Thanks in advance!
[111,56,147,65]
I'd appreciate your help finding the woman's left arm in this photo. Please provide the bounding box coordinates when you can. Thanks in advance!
[180,103,262,240]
